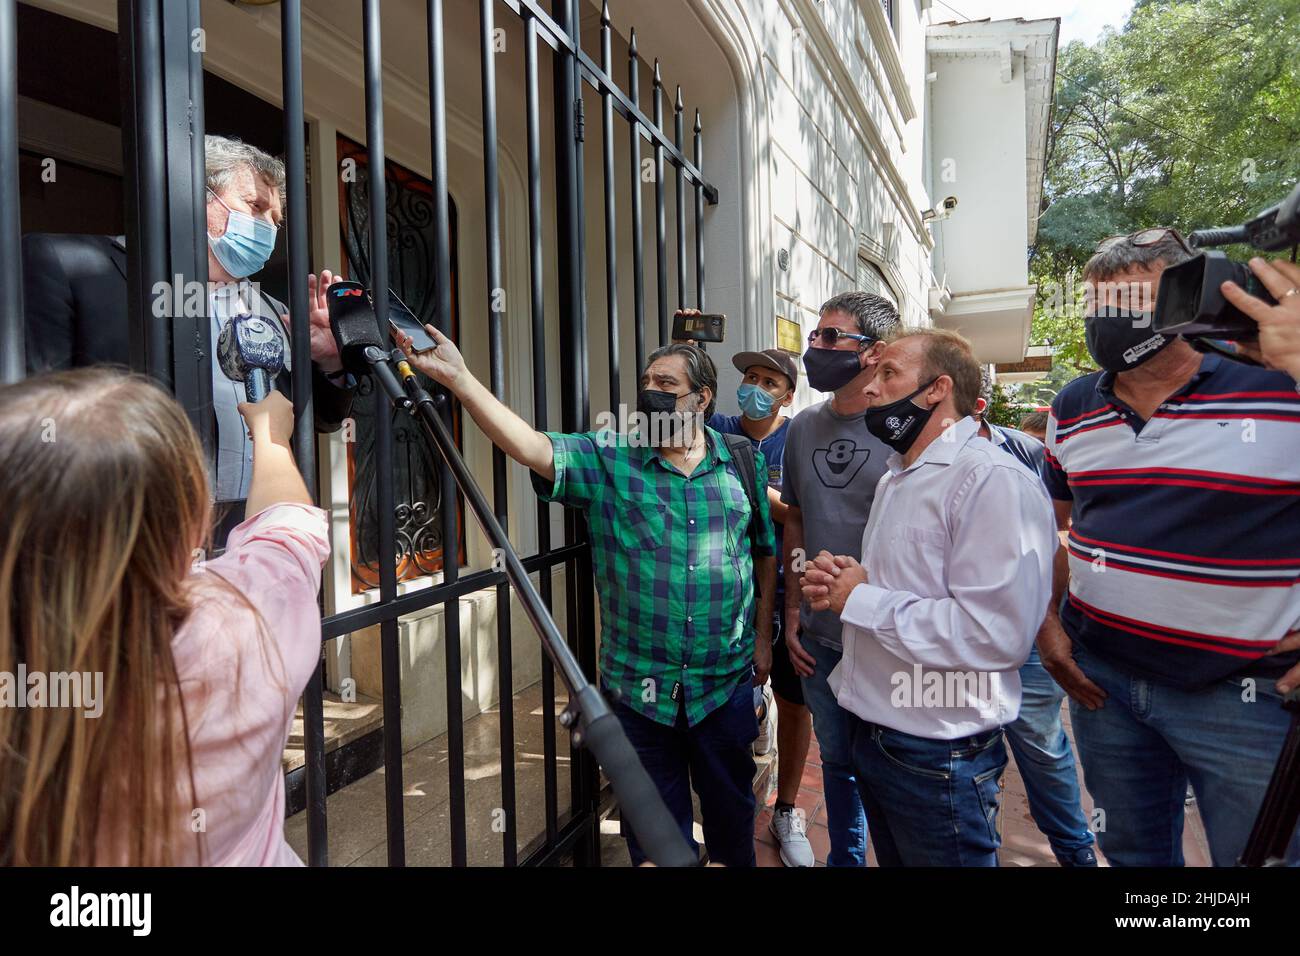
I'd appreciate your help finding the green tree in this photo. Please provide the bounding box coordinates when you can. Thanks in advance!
[1025,0,1300,402]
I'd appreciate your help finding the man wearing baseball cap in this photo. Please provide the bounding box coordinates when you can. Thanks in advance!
[706,342,815,867]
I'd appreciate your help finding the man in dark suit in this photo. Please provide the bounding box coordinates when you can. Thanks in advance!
[22,134,355,542]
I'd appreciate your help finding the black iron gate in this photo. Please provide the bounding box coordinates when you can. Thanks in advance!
[0,0,717,866]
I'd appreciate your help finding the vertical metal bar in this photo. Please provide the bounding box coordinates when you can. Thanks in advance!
[599,2,619,413]
[282,0,315,495]
[572,42,590,421]
[626,29,645,380]
[362,0,405,867]
[118,0,170,383]
[0,0,23,384]
[479,0,518,867]
[161,0,213,481]
[281,0,328,867]
[694,110,705,311]
[523,12,559,848]
[569,0,600,869]
[674,86,685,310]
[426,0,467,867]
[652,60,667,345]
[553,0,581,835]
[553,0,599,865]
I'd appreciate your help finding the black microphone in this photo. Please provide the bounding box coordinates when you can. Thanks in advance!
[217,314,285,402]
[326,280,386,369]
[325,279,407,403]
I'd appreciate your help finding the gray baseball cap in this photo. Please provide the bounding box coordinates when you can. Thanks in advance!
[731,348,799,388]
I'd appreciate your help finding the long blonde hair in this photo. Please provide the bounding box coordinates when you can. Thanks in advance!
[0,368,212,865]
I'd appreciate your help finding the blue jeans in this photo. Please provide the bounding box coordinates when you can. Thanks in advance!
[799,637,868,866]
[1003,646,1095,863]
[1069,642,1300,867]
[849,717,1007,866]
[613,677,757,867]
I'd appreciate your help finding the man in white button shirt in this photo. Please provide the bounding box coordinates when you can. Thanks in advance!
[802,327,1056,866]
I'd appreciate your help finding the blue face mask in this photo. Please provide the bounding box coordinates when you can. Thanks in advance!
[737,383,778,420]
[207,188,278,278]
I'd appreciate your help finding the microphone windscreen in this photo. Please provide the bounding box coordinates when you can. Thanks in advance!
[326,280,383,372]
[217,315,285,383]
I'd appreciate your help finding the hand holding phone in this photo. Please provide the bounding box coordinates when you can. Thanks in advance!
[672,308,726,343]
[385,289,438,352]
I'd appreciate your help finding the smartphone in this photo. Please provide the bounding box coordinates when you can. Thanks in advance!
[672,312,726,343]
[385,289,438,352]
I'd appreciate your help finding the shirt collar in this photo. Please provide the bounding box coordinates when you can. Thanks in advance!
[887,414,979,474]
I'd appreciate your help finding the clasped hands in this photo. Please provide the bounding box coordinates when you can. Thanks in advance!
[799,550,868,616]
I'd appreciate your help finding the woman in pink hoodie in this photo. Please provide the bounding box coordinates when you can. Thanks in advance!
[0,368,328,865]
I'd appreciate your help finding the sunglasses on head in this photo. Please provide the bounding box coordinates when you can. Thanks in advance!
[808,328,876,348]
[1094,227,1192,256]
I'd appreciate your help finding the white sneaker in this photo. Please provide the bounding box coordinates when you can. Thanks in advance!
[769,806,815,867]
[753,684,774,756]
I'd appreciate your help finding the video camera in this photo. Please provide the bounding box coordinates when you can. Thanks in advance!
[1153,180,1300,340]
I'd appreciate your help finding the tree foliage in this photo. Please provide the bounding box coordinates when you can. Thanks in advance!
[1020,0,1300,402]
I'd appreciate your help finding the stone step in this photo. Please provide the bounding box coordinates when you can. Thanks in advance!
[282,691,384,775]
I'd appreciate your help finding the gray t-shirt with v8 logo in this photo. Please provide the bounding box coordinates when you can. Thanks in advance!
[780,399,892,650]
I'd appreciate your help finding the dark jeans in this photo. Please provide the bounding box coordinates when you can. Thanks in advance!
[614,677,758,867]
[1069,642,1300,866]
[849,716,1007,866]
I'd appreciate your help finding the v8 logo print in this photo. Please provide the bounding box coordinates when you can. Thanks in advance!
[813,438,870,488]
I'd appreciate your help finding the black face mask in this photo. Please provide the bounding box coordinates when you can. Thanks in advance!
[863,378,938,454]
[1084,308,1173,373]
[803,346,865,393]
[636,388,701,445]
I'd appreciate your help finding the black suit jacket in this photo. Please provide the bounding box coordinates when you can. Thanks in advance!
[23,233,356,548]
[21,232,355,432]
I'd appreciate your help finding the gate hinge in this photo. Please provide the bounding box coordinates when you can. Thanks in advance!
[574,97,585,143]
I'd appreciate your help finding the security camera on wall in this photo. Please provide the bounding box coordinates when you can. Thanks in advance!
[921,196,958,222]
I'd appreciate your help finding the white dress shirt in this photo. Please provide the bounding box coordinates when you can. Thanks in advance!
[829,415,1057,740]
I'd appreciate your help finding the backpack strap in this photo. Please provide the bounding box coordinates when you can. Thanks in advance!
[722,433,763,586]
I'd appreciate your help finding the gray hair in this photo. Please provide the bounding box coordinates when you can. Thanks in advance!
[645,343,718,419]
[819,291,900,341]
[1083,230,1194,283]
[205,134,285,208]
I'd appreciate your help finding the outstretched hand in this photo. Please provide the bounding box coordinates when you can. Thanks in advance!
[392,323,467,391]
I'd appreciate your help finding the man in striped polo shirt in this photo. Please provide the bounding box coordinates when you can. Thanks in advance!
[1038,228,1300,866]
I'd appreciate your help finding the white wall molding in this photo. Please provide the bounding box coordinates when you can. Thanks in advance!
[785,0,926,245]
[855,0,917,121]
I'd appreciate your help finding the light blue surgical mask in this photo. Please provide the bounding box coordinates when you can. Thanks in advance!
[207,188,278,278]
[737,383,777,420]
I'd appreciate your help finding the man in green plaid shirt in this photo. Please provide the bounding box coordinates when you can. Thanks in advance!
[396,328,776,867]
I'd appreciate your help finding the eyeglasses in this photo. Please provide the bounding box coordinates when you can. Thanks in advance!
[808,328,875,348]
[1094,227,1192,256]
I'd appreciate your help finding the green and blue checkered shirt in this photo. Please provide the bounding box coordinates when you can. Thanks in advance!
[531,426,776,727]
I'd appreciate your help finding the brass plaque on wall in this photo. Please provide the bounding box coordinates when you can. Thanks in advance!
[776,316,803,354]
